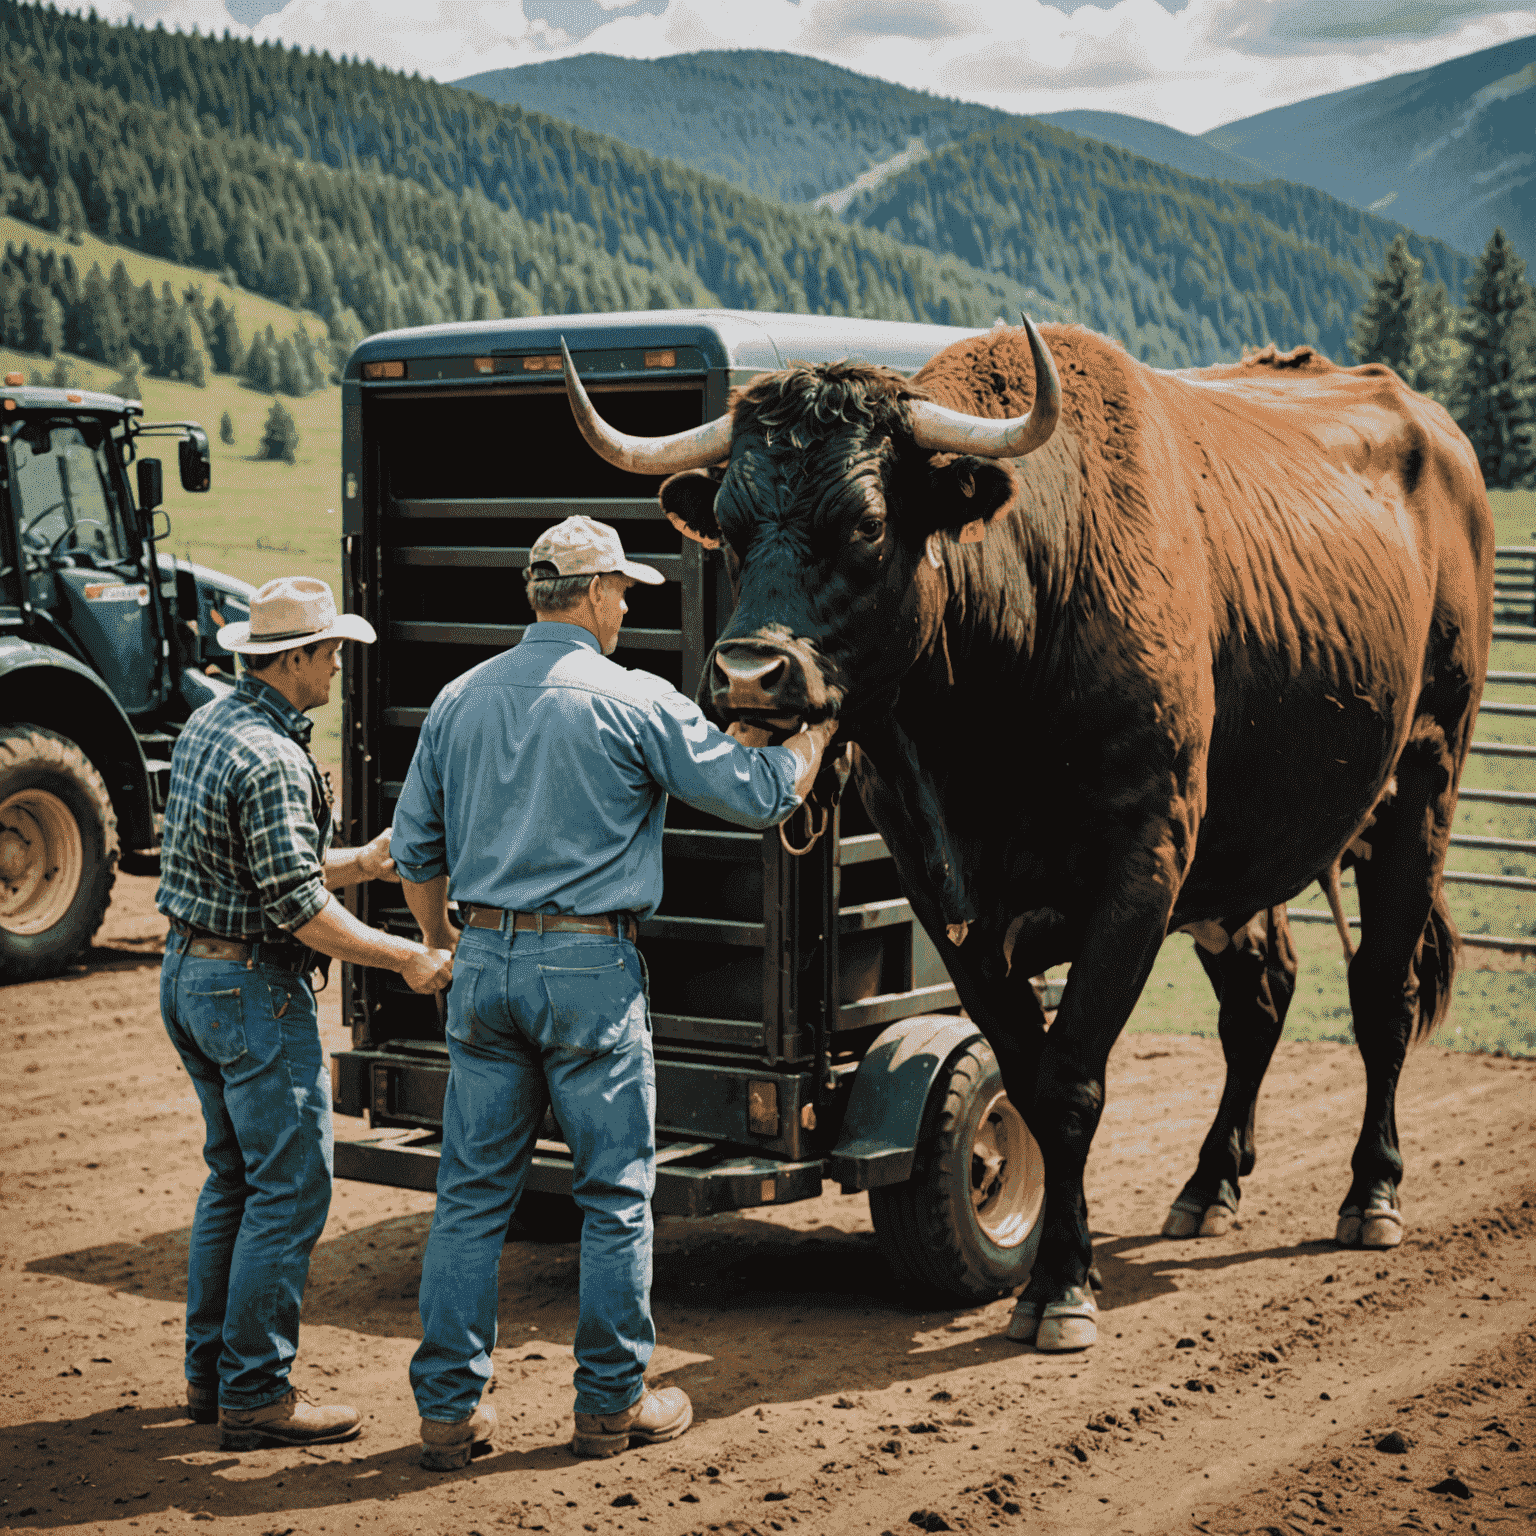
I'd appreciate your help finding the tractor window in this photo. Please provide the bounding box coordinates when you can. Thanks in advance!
[12,421,129,567]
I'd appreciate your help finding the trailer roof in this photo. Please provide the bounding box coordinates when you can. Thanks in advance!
[347,308,987,382]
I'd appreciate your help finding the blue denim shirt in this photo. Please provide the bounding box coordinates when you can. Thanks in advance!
[391,623,800,919]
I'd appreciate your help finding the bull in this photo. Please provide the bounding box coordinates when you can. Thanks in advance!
[560,319,1493,1352]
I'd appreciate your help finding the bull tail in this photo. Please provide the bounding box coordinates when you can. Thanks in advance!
[1410,881,1459,1046]
[1319,859,1356,962]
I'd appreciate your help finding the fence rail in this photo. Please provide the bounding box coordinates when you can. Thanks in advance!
[1495,546,1535,627]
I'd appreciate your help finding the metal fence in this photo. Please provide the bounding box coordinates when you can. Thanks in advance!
[1290,545,1536,958]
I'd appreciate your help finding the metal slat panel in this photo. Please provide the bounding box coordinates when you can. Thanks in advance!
[639,914,766,946]
[1486,670,1536,685]
[837,982,960,1031]
[662,829,762,860]
[1492,625,1536,642]
[389,621,681,651]
[1441,870,1536,890]
[838,896,914,934]
[1448,833,1536,854]
[650,1013,766,1048]
[389,497,663,520]
[838,832,892,865]
[391,545,685,579]
[1477,700,1536,718]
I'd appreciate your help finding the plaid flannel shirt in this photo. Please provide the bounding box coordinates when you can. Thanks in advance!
[156,676,333,942]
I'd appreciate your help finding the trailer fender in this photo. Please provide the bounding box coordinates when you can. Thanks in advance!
[0,638,155,848]
[827,1014,983,1193]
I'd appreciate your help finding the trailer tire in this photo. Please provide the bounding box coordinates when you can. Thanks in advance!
[868,1038,1044,1304]
[507,1191,585,1245]
[0,724,119,983]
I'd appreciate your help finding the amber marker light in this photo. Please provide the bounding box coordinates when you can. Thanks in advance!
[473,357,495,373]
[522,354,563,372]
[361,360,406,380]
[66,392,83,403]
[3,372,22,385]
[644,350,676,368]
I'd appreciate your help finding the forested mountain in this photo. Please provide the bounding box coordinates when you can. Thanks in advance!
[0,1,1041,349]
[839,120,1473,368]
[1034,111,1268,186]
[456,51,1011,206]
[1205,34,1536,264]
[0,2,1482,373]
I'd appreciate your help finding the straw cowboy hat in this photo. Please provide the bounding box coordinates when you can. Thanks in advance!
[217,577,377,656]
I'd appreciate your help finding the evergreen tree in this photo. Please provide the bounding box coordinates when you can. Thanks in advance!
[243,327,277,392]
[258,396,299,463]
[1449,228,1536,489]
[110,348,143,399]
[275,331,308,396]
[18,277,63,355]
[1350,235,1423,378]
[219,408,235,445]
[1413,281,1458,405]
[208,295,245,375]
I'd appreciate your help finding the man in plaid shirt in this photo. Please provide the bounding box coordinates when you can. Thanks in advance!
[157,576,454,1452]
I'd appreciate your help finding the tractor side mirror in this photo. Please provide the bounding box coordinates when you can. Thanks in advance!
[179,427,211,493]
[152,508,172,542]
[137,457,163,513]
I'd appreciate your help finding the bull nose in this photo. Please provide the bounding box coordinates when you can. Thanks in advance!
[712,645,791,713]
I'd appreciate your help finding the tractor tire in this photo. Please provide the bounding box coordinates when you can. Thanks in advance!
[0,724,119,983]
[868,1036,1044,1304]
[507,1190,585,1245]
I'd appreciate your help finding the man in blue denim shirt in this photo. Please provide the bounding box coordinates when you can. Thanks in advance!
[158,577,454,1451]
[393,516,837,1470]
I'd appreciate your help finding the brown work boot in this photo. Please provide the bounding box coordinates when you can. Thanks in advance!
[570,1386,692,1459]
[219,1388,362,1450]
[419,1401,498,1471]
[186,1381,219,1424]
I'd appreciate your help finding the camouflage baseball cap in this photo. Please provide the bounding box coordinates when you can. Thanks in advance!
[529,515,664,585]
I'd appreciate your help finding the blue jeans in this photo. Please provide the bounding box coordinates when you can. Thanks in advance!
[410,927,656,1422]
[159,937,331,1410]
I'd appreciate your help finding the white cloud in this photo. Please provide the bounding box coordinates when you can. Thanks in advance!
[96,0,1536,134]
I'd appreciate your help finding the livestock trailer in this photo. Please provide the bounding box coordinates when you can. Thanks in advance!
[329,310,1047,1301]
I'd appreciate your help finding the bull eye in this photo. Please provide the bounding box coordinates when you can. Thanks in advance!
[856,516,885,543]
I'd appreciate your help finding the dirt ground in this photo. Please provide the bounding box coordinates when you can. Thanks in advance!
[4,872,1534,1536]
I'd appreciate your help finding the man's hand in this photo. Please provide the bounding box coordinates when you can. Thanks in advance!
[784,717,840,803]
[726,720,774,748]
[401,946,454,994]
[358,827,400,883]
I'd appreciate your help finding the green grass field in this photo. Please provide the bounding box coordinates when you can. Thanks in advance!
[4,221,1532,1053]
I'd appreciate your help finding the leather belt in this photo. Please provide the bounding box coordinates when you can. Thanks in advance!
[458,905,638,942]
[169,920,314,974]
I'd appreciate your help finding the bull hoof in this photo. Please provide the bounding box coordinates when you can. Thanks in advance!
[1035,1287,1098,1353]
[1198,1205,1234,1237]
[1162,1206,1201,1238]
[1005,1299,1041,1344]
[1336,1203,1401,1248]
[1361,1208,1404,1249]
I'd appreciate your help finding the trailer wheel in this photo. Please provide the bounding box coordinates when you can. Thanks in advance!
[868,1037,1044,1304]
[507,1191,585,1245]
[0,724,119,983]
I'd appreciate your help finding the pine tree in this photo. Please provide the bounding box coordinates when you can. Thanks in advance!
[243,328,277,392]
[111,348,144,399]
[219,408,235,445]
[208,295,245,375]
[275,331,309,396]
[1350,236,1423,379]
[1449,228,1536,489]
[258,396,299,463]
[1413,281,1458,405]
[76,263,128,364]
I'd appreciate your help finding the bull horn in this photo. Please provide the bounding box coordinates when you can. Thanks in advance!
[560,338,733,474]
[907,312,1061,460]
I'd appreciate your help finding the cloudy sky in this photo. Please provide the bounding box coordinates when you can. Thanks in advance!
[93,0,1536,135]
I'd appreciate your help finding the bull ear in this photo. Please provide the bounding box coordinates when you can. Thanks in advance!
[659,468,723,550]
[920,456,1017,541]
